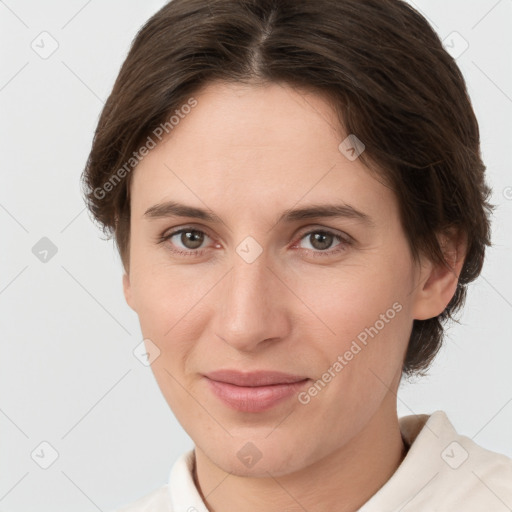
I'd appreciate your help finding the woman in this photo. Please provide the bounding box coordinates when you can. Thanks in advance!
[82,0,512,510]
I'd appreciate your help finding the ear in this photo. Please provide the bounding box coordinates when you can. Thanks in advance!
[123,272,135,311]
[411,228,467,321]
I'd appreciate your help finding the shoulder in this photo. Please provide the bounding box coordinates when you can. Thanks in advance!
[360,410,512,511]
[431,413,512,509]
[407,411,512,509]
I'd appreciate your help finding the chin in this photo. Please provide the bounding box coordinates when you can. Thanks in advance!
[201,437,314,478]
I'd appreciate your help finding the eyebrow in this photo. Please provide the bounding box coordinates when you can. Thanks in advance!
[144,200,375,227]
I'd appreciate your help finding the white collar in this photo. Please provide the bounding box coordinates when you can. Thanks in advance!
[164,411,512,511]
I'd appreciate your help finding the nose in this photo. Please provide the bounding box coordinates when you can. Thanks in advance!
[212,250,291,352]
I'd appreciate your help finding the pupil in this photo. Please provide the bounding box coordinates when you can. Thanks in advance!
[182,230,204,249]
[311,232,333,250]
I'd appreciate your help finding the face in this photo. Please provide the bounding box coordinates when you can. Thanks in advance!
[123,81,430,477]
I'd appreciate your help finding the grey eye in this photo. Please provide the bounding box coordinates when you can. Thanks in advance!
[173,229,206,250]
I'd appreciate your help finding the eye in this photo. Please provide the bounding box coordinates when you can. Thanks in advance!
[160,227,214,256]
[294,229,352,256]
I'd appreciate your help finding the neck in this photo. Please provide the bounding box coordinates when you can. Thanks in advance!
[193,397,407,512]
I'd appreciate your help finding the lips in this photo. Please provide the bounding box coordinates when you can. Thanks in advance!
[203,369,310,412]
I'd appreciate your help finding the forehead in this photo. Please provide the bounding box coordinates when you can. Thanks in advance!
[130,81,398,225]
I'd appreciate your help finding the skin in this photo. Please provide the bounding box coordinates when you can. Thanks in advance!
[122,81,465,512]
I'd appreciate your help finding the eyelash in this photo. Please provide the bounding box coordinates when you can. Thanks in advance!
[157,226,353,258]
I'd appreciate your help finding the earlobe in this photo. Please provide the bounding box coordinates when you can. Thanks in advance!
[411,230,466,321]
[123,272,135,311]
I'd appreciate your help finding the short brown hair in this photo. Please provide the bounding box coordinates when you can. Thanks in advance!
[82,0,493,376]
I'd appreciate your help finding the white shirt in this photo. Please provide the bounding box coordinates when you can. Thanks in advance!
[115,411,512,511]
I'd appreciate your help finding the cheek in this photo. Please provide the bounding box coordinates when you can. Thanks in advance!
[292,262,410,343]
[132,270,203,338]
[128,251,224,372]
[293,269,410,429]
[129,260,208,406]
[290,260,413,409]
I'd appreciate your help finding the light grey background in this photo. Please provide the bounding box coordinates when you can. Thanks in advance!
[1,1,511,511]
